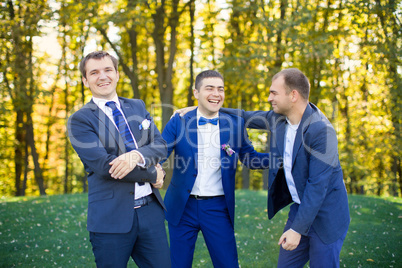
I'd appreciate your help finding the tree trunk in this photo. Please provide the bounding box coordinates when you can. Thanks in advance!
[26,118,46,195]
[22,140,29,196]
[151,0,182,128]
[187,0,195,107]
[15,111,25,196]
[242,166,250,189]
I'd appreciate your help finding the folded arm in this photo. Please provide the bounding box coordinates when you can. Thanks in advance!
[68,111,159,183]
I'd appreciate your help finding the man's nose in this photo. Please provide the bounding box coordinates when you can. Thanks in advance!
[212,89,220,96]
[268,94,272,102]
[99,71,107,79]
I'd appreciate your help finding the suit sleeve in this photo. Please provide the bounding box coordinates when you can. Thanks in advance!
[161,114,181,163]
[133,100,167,167]
[220,108,271,130]
[290,122,340,235]
[237,120,270,170]
[68,110,158,184]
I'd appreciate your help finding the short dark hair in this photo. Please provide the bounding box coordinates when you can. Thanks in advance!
[273,68,310,100]
[79,51,118,79]
[194,70,224,90]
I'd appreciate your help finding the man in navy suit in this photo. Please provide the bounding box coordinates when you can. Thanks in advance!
[221,68,350,267]
[162,70,269,267]
[68,51,170,267]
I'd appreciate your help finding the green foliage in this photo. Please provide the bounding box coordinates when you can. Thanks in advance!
[0,192,400,267]
[0,0,400,196]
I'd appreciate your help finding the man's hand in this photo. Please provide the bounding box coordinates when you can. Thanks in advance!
[172,106,197,118]
[109,151,142,179]
[278,229,301,251]
[152,164,165,189]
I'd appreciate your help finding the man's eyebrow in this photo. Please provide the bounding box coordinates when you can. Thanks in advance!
[88,67,114,73]
[205,84,224,88]
[88,68,99,73]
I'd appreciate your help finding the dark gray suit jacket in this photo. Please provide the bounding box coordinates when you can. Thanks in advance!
[68,97,167,233]
[222,103,350,244]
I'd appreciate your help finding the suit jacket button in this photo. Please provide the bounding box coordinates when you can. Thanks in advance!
[129,191,134,195]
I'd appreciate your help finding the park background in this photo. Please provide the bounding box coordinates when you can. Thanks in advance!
[1,0,401,197]
[1,1,401,267]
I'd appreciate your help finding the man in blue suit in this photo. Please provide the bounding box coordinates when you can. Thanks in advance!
[221,68,350,267]
[162,70,269,267]
[68,51,170,267]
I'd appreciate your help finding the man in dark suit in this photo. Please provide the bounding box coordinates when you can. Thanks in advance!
[161,70,269,267]
[68,51,170,267]
[221,68,350,267]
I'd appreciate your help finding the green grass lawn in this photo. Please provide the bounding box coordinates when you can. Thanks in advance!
[0,191,400,267]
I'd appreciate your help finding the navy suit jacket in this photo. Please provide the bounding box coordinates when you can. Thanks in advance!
[68,97,167,233]
[162,109,269,227]
[222,103,350,244]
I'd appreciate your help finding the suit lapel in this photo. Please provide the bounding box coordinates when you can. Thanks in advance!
[119,98,142,147]
[219,113,231,159]
[275,121,286,156]
[186,109,198,169]
[292,103,313,166]
[88,100,125,154]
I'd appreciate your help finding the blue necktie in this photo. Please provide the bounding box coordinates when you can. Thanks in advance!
[106,101,144,185]
[198,117,218,126]
[106,101,137,152]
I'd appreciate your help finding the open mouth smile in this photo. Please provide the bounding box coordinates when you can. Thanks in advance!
[98,82,111,87]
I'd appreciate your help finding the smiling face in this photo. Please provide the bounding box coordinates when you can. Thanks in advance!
[267,75,293,116]
[193,77,225,118]
[82,57,119,100]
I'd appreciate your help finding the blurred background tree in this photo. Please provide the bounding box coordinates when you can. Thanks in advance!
[1,0,400,197]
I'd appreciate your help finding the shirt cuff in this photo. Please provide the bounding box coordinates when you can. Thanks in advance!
[135,151,146,167]
[290,228,300,235]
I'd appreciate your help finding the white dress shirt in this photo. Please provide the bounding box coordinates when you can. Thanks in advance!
[283,118,301,204]
[191,110,224,196]
[92,96,152,200]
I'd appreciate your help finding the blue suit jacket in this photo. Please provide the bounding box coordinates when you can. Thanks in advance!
[222,103,350,244]
[68,97,167,233]
[162,109,269,227]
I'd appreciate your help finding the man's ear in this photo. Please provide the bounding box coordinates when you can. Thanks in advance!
[291,89,299,102]
[193,88,199,100]
[82,77,89,88]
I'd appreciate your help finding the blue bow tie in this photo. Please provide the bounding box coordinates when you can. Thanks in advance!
[199,117,218,126]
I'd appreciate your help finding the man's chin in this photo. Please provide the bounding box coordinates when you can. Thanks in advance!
[204,108,221,116]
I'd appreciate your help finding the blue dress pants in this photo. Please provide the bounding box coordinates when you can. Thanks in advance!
[168,196,239,268]
[277,219,347,268]
[89,200,171,268]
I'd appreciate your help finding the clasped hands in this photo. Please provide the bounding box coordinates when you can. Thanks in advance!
[109,150,165,188]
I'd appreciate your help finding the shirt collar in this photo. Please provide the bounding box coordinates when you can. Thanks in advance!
[92,95,120,110]
[197,109,219,120]
[197,109,219,127]
[286,117,300,131]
